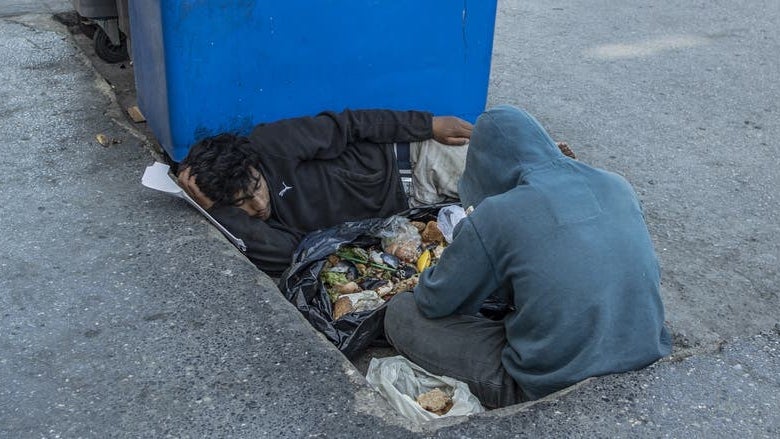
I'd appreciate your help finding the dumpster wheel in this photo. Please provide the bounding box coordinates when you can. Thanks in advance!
[93,27,128,64]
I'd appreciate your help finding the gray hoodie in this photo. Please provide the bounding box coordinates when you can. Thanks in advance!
[414,105,671,400]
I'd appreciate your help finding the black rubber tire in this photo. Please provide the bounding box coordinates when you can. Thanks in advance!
[93,27,128,64]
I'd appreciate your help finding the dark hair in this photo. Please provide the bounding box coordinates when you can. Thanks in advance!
[181,133,261,207]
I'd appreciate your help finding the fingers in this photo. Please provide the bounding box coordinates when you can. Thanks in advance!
[432,116,473,146]
[177,166,192,192]
[177,166,198,195]
[447,117,473,139]
[177,165,191,182]
[442,136,470,146]
[177,166,215,209]
[457,118,474,134]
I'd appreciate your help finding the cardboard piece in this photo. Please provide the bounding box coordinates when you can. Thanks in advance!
[127,105,146,123]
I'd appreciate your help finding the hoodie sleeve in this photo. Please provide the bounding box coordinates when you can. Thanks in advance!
[249,109,433,161]
[414,217,500,318]
[209,206,303,277]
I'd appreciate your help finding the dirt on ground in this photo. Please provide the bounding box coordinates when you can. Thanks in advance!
[55,11,165,162]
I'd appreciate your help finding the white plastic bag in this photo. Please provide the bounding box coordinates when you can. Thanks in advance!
[365,356,485,422]
[436,205,467,244]
[378,216,422,262]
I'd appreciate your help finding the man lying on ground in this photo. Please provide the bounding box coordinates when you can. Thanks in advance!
[177,109,472,276]
[384,105,672,408]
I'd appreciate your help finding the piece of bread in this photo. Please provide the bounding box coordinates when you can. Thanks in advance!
[385,241,420,263]
[333,281,360,295]
[416,388,454,415]
[421,221,444,244]
[332,296,354,320]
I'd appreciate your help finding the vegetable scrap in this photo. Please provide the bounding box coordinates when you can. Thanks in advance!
[320,216,447,320]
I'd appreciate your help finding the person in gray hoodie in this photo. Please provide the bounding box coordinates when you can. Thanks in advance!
[384,105,671,409]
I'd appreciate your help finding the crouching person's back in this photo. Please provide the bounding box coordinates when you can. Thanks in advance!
[384,105,671,408]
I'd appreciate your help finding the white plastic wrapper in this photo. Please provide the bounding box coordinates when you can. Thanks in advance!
[340,290,385,313]
[365,356,485,422]
[436,205,467,244]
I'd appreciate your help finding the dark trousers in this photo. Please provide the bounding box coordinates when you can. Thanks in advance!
[384,292,526,409]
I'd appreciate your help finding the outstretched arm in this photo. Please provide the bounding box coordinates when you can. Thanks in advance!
[248,109,473,161]
[248,109,433,161]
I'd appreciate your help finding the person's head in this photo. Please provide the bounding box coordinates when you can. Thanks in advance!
[458,105,563,209]
[181,133,272,220]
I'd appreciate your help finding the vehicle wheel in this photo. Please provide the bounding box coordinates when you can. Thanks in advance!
[93,27,128,63]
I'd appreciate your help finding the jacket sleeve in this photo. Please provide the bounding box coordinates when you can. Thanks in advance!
[209,206,303,277]
[248,109,433,161]
[414,217,500,318]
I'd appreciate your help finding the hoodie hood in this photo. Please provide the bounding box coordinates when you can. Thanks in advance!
[458,105,563,209]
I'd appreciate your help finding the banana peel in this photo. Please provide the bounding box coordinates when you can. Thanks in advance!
[416,249,431,272]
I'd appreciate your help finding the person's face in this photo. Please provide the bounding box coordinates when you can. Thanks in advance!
[235,168,272,220]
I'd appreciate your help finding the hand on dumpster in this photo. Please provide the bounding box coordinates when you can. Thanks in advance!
[432,116,472,146]
[177,166,215,210]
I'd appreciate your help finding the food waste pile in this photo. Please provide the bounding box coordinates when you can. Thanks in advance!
[320,216,447,320]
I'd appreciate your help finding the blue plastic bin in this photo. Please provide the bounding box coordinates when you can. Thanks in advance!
[129,0,497,162]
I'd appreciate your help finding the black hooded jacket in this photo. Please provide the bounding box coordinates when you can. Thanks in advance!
[208,109,433,275]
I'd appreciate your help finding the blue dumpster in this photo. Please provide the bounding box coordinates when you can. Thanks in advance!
[129,0,498,162]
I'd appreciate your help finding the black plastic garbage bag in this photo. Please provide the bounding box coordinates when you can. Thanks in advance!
[278,204,510,358]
